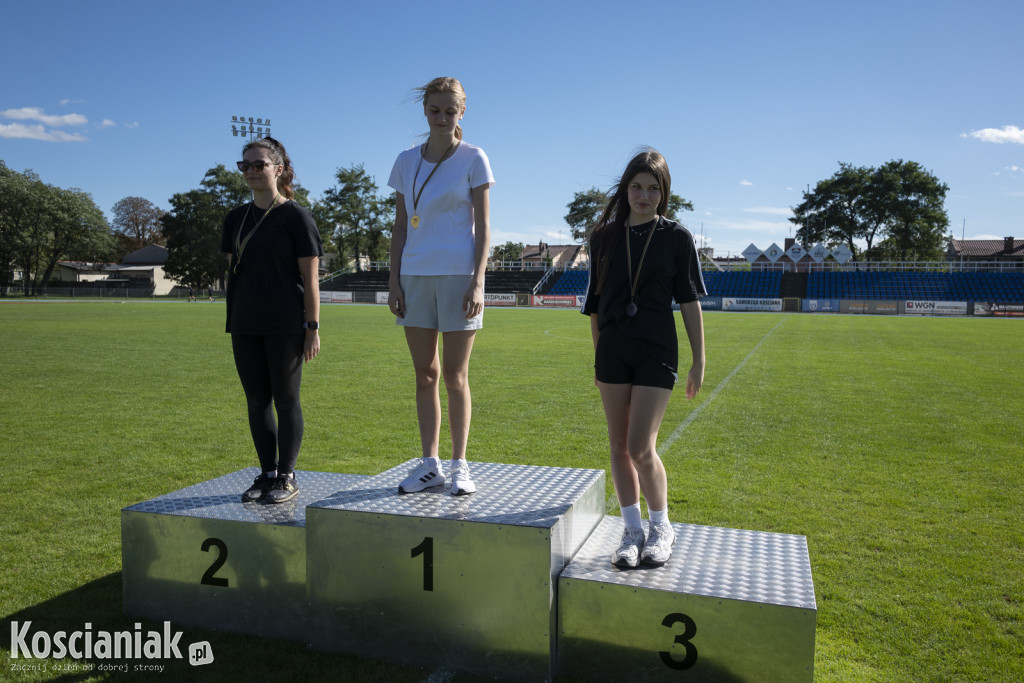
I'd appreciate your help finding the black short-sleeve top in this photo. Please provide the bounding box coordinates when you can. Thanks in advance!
[582,217,706,368]
[220,200,324,335]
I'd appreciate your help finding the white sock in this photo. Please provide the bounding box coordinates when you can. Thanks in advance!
[424,456,440,468]
[649,508,669,526]
[263,470,277,479]
[621,503,643,530]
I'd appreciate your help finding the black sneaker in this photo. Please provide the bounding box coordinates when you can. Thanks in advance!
[266,474,299,503]
[241,473,275,503]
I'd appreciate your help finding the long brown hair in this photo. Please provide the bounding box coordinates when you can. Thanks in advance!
[242,136,296,199]
[589,148,672,294]
[414,76,466,140]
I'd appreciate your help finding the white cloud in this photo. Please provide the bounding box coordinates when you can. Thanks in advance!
[962,125,1024,145]
[739,179,754,186]
[100,119,116,127]
[125,121,139,128]
[59,98,84,106]
[1,107,87,127]
[742,206,793,216]
[0,122,87,142]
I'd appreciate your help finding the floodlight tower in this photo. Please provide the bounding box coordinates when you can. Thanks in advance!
[229,115,272,142]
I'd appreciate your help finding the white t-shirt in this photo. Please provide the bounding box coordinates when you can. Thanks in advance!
[388,141,494,276]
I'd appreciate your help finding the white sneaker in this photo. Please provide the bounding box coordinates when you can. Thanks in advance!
[450,459,476,496]
[398,459,445,494]
[640,521,676,567]
[611,525,646,568]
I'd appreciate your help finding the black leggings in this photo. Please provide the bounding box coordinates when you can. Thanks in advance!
[231,334,305,474]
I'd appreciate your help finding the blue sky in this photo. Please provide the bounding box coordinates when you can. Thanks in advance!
[2,0,1021,259]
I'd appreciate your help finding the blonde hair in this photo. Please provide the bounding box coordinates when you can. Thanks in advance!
[414,76,466,140]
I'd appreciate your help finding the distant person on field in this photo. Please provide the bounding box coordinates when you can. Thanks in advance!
[221,136,324,504]
[188,286,195,302]
[207,284,214,302]
[582,148,706,568]
[387,76,494,496]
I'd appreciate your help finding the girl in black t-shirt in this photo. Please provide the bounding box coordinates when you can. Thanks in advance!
[221,137,324,504]
[582,148,706,568]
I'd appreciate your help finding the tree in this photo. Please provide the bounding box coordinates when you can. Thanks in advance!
[564,188,608,241]
[199,164,251,208]
[867,160,950,261]
[0,162,31,292]
[111,196,166,256]
[790,163,875,258]
[162,189,228,289]
[36,187,111,287]
[564,188,694,242]
[316,164,392,271]
[0,165,110,293]
[490,241,525,262]
[791,160,950,261]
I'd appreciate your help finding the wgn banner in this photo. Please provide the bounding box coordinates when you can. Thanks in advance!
[723,298,783,312]
[905,300,967,316]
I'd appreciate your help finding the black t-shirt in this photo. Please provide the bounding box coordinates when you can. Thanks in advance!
[582,217,706,368]
[220,200,324,335]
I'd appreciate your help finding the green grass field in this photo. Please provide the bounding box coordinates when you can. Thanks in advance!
[1,302,1021,681]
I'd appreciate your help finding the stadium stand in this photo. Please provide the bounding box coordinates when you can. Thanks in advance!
[321,269,543,294]
[320,266,1023,304]
[807,271,1024,302]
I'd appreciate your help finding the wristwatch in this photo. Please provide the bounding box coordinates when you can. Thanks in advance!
[304,321,319,331]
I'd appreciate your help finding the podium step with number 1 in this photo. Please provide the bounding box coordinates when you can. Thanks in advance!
[305,460,604,682]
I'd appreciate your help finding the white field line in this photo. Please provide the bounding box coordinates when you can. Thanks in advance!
[658,317,787,454]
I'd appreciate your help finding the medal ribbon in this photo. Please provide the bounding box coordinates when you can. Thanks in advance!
[234,193,281,274]
[410,140,460,226]
[625,215,659,313]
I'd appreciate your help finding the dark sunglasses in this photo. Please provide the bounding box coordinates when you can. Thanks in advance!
[236,160,277,172]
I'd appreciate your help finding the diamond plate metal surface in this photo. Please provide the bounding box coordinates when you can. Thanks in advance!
[310,459,604,528]
[122,468,367,527]
[562,515,816,609]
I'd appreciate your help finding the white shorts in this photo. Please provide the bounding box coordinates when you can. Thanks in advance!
[398,274,483,332]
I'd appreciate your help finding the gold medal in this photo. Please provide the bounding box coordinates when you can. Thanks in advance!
[410,140,459,233]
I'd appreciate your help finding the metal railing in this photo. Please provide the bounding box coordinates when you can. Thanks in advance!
[712,260,1023,273]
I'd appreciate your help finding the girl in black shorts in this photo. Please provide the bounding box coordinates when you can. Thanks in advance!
[582,148,706,568]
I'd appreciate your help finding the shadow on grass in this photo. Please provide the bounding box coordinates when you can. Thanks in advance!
[0,573,438,682]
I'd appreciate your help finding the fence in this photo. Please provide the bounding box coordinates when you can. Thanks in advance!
[0,287,221,299]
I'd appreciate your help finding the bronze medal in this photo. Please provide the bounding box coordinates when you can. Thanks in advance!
[411,215,420,228]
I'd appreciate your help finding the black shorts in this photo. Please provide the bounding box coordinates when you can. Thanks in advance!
[595,322,677,390]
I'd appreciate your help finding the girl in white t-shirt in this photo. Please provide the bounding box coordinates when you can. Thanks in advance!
[387,76,494,496]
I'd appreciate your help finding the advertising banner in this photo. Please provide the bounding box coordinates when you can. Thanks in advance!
[802,299,840,313]
[699,297,722,310]
[484,293,517,307]
[330,291,353,303]
[867,301,898,315]
[905,300,966,316]
[992,303,1024,317]
[531,295,579,308]
[842,300,868,314]
[723,297,783,312]
[375,291,389,305]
